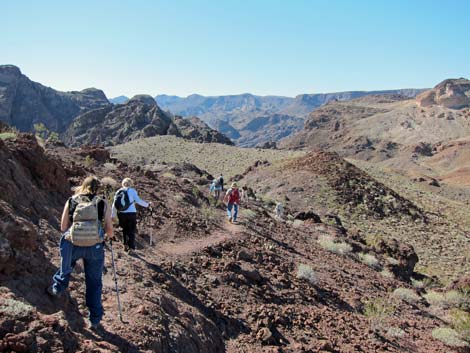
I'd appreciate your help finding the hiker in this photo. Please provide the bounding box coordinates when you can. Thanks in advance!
[218,174,224,191]
[240,185,248,202]
[210,177,222,200]
[274,202,284,219]
[223,182,241,223]
[48,176,114,330]
[112,178,150,254]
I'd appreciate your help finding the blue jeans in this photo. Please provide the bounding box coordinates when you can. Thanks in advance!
[227,203,239,221]
[52,234,105,325]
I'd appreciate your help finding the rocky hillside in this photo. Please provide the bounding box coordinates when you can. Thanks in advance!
[280,79,470,189]
[0,65,110,132]
[154,89,424,147]
[1,134,468,352]
[64,95,232,146]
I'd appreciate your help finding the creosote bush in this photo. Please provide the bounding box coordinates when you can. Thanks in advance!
[450,309,470,341]
[296,264,317,285]
[392,288,420,304]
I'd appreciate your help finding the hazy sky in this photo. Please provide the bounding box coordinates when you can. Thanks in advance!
[3,0,470,98]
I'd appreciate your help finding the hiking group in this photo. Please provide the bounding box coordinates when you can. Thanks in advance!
[48,173,245,329]
[47,176,150,330]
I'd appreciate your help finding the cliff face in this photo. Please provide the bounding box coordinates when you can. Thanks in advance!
[64,95,233,146]
[417,78,470,109]
[0,65,110,132]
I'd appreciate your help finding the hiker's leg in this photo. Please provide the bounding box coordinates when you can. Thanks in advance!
[83,242,104,325]
[233,204,239,221]
[118,213,128,247]
[227,203,233,219]
[128,213,137,250]
[52,234,74,293]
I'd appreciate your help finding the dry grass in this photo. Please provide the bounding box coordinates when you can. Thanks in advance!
[358,252,381,270]
[110,135,303,179]
[318,235,352,256]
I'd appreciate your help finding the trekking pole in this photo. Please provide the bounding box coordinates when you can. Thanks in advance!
[109,240,124,322]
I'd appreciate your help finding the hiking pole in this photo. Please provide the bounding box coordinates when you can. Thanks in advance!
[109,240,124,322]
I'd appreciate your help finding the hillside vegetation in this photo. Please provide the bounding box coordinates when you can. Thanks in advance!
[110,135,304,179]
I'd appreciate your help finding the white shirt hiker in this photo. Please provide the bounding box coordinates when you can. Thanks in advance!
[112,187,149,217]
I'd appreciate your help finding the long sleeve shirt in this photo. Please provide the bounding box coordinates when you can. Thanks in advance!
[112,187,149,217]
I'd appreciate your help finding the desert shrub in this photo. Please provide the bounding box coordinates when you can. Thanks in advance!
[0,298,34,318]
[0,132,16,140]
[241,209,257,219]
[84,155,95,168]
[292,219,304,228]
[103,162,117,171]
[318,235,352,255]
[424,290,469,309]
[380,269,394,279]
[386,326,405,338]
[450,309,470,341]
[363,297,396,318]
[432,327,469,348]
[174,193,184,202]
[201,206,217,222]
[162,172,176,179]
[358,252,381,270]
[411,277,432,290]
[392,288,420,304]
[192,186,202,199]
[296,264,317,285]
[365,233,382,249]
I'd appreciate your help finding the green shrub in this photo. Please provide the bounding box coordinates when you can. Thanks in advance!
[296,264,317,285]
[392,288,420,304]
[432,327,469,348]
[424,290,469,309]
[84,155,95,168]
[363,297,396,318]
[380,269,394,278]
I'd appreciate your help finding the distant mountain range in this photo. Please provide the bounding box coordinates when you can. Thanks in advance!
[112,89,426,147]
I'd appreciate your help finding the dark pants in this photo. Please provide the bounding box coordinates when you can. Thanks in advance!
[118,212,137,249]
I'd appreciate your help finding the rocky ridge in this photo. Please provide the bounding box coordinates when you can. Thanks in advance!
[64,95,233,146]
[0,65,110,132]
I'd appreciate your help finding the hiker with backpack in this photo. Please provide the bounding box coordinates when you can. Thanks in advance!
[218,174,224,191]
[210,177,223,200]
[112,178,150,254]
[48,176,114,330]
[223,182,241,223]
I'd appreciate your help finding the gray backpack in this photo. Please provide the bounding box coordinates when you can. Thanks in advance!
[68,195,103,246]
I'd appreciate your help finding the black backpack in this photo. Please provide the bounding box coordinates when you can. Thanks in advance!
[114,189,131,212]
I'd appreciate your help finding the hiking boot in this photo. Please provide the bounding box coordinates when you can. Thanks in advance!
[88,321,104,332]
[228,217,232,223]
[232,219,237,224]
[124,245,130,252]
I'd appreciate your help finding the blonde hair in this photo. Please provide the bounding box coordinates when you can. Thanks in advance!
[122,178,133,188]
[231,182,238,188]
[74,176,101,195]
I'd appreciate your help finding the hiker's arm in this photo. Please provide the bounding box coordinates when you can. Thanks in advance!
[60,202,71,232]
[133,190,149,208]
[104,202,114,238]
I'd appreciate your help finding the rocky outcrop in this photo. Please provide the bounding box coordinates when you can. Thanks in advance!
[64,97,233,146]
[417,78,470,109]
[0,65,110,132]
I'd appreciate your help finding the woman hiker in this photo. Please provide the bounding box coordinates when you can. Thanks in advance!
[112,177,150,254]
[48,176,114,331]
[223,182,241,223]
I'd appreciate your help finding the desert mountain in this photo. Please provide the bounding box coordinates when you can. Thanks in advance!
[0,65,110,132]
[64,94,233,146]
[281,80,470,186]
[109,95,129,104]
[1,133,467,352]
[155,89,424,147]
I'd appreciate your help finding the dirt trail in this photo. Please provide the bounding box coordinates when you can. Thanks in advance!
[157,219,244,257]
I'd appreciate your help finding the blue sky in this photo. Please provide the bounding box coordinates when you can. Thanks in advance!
[3,0,470,98]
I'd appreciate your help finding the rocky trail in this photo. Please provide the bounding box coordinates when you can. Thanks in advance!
[0,135,468,352]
